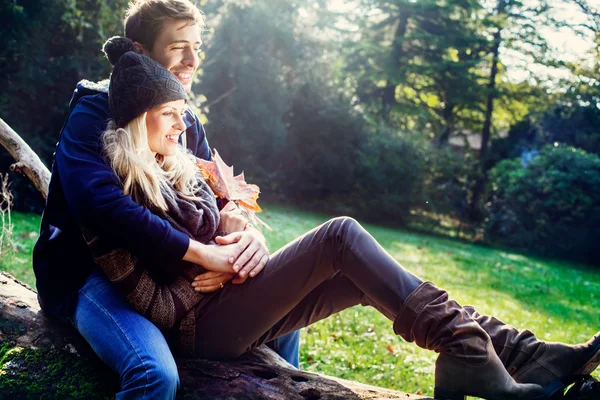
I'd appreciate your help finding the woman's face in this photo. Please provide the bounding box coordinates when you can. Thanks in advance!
[146,99,187,156]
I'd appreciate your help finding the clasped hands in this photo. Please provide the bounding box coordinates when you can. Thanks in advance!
[186,201,269,293]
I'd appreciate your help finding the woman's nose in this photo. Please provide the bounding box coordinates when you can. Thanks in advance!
[174,113,186,131]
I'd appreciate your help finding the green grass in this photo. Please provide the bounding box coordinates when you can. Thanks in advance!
[3,207,600,398]
[0,211,39,287]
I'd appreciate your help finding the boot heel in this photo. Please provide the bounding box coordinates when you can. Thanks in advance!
[434,387,466,400]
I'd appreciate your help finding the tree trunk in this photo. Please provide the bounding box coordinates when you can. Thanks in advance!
[0,271,431,399]
[382,11,410,122]
[435,103,455,147]
[468,0,506,222]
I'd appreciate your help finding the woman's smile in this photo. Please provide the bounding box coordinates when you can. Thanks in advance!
[146,99,187,156]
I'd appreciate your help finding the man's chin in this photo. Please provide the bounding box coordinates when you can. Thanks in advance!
[183,83,193,93]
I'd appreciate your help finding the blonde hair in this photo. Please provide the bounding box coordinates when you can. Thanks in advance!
[102,113,202,211]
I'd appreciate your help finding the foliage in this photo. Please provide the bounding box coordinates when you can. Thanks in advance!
[352,126,425,225]
[0,0,129,212]
[420,147,479,218]
[345,0,490,139]
[278,79,366,212]
[2,0,600,238]
[485,144,600,265]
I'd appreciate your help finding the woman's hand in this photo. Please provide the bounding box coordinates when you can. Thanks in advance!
[191,271,234,292]
[215,228,269,279]
[218,201,247,233]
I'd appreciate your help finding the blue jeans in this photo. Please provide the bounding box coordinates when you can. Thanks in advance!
[72,271,300,399]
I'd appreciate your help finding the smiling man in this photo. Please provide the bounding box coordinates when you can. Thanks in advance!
[33,1,299,398]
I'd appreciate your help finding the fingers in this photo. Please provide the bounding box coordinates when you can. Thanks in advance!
[248,253,269,278]
[215,232,242,245]
[222,201,237,212]
[193,271,226,281]
[232,274,248,284]
[192,272,234,293]
[237,243,261,278]
[231,235,259,273]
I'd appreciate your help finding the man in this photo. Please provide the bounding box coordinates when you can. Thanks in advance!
[33,1,299,398]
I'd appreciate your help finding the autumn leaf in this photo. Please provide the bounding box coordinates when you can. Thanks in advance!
[196,149,272,231]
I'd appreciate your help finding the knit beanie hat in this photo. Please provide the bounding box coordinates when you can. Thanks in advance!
[102,36,187,128]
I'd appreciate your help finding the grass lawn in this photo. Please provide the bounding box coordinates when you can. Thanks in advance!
[2,206,599,398]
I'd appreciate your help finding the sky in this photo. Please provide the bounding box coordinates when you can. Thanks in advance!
[328,0,599,84]
[507,0,598,84]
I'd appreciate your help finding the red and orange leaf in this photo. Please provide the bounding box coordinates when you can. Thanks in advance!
[196,149,271,231]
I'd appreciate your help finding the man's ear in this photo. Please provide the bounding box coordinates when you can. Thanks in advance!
[133,41,149,56]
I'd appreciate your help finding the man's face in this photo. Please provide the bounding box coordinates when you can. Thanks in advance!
[144,18,202,93]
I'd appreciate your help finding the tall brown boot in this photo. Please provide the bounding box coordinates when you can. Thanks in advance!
[393,282,544,400]
[464,306,600,398]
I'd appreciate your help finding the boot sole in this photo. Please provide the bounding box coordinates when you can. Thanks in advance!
[434,387,543,400]
[434,387,466,400]
[575,340,600,376]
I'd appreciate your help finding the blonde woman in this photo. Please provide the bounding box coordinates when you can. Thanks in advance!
[86,37,600,400]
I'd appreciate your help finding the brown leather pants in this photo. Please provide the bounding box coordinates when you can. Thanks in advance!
[192,216,422,359]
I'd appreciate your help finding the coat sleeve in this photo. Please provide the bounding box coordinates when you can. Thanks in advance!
[83,228,205,331]
[56,95,190,262]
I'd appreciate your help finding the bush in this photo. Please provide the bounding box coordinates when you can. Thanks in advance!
[352,126,425,225]
[421,147,478,218]
[485,144,600,265]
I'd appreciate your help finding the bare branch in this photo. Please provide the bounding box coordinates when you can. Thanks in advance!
[0,118,50,199]
[0,173,15,261]
[206,85,238,109]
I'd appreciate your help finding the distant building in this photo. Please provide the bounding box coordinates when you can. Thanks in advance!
[448,130,509,153]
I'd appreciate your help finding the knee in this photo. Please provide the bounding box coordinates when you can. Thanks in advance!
[329,216,362,239]
[121,355,179,399]
[145,357,179,395]
[330,216,360,231]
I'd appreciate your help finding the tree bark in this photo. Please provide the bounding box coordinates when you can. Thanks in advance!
[381,11,410,122]
[468,0,506,222]
[0,271,431,399]
[0,118,51,199]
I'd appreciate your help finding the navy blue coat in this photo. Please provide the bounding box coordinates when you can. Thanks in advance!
[33,80,212,317]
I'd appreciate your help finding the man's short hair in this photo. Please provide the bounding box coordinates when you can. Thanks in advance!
[124,0,205,51]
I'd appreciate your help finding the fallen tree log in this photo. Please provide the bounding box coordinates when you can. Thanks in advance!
[0,271,430,399]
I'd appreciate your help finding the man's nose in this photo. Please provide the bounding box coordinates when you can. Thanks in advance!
[182,47,199,69]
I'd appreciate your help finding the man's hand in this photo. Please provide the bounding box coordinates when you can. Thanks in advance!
[191,271,234,292]
[215,228,269,279]
[218,201,247,233]
[184,239,241,273]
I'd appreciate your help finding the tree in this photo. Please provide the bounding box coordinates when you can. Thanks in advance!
[344,0,490,145]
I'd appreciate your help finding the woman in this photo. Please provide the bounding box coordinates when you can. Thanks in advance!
[84,37,600,400]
